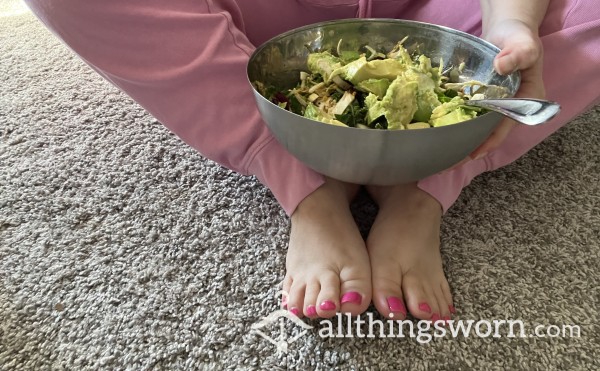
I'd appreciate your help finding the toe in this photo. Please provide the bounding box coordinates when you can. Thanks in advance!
[437,281,454,325]
[423,285,442,320]
[281,276,293,309]
[339,273,371,316]
[435,287,451,318]
[303,281,321,318]
[402,274,434,320]
[430,292,449,327]
[287,280,306,318]
[339,289,365,315]
[441,280,455,316]
[316,272,341,318]
[372,274,407,320]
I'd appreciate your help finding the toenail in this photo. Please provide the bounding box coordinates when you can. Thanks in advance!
[387,296,407,316]
[418,303,432,313]
[289,307,300,317]
[319,300,337,311]
[449,305,456,314]
[306,305,317,316]
[341,292,362,305]
[431,313,440,322]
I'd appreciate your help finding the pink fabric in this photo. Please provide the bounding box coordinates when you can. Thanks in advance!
[357,0,373,18]
[24,0,599,215]
[416,0,600,212]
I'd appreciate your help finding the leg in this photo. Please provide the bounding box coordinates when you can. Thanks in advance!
[24,0,325,216]
[25,0,373,318]
[368,0,600,320]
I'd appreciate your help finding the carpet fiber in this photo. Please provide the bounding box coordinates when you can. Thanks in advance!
[1,3,599,370]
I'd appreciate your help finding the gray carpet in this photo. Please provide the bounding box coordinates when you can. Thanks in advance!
[1,2,599,370]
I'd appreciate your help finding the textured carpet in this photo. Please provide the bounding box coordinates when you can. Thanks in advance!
[1,3,599,370]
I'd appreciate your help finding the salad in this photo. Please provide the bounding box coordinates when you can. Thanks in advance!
[254,38,507,130]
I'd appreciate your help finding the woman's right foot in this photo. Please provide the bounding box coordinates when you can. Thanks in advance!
[283,178,372,318]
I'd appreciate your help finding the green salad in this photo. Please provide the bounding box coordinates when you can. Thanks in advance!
[254,38,506,130]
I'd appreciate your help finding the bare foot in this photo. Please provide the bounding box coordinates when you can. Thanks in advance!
[283,178,372,318]
[366,183,454,322]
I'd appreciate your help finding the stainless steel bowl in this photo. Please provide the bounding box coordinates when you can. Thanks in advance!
[247,19,520,184]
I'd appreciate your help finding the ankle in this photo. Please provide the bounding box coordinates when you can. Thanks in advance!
[404,187,443,215]
[292,187,338,224]
[375,184,443,219]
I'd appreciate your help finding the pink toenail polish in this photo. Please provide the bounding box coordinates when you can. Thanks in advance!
[341,292,362,305]
[418,303,432,313]
[319,300,336,311]
[431,313,440,322]
[306,305,317,317]
[387,297,407,316]
[289,307,300,317]
[449,305,456,314]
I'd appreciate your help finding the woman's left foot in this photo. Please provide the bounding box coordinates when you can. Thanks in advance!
[366,183,454,322]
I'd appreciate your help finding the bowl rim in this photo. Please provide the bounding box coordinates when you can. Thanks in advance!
[247,18,521,132]
[251,18,504,55]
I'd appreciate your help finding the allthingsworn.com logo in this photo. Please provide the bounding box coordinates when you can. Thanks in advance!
[250,291,582,354]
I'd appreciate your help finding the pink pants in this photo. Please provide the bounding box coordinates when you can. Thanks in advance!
[25,0,600,215]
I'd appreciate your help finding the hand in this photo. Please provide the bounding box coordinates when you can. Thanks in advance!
[469,19,545,160]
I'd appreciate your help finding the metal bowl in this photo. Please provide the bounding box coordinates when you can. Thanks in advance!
[247,19,520,184]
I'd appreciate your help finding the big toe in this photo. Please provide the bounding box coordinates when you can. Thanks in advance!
[338,268,371,316]
[372,272,407,320]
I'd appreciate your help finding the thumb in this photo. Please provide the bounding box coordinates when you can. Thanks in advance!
[494,42,540,75]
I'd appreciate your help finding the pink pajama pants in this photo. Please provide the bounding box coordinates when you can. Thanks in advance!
[25,0,600,215]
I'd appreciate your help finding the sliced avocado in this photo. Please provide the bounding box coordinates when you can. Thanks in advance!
[430,107,477,127]
[430,96,464,120]
[365,76,418,130]
[403,68,441,122]
[365,93,388,124]
[355,78,391,99]
[413,88,441,122]
[331,57,407,85]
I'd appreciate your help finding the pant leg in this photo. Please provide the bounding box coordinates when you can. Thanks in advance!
[24,0,325,216]
[416,0,600,212]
